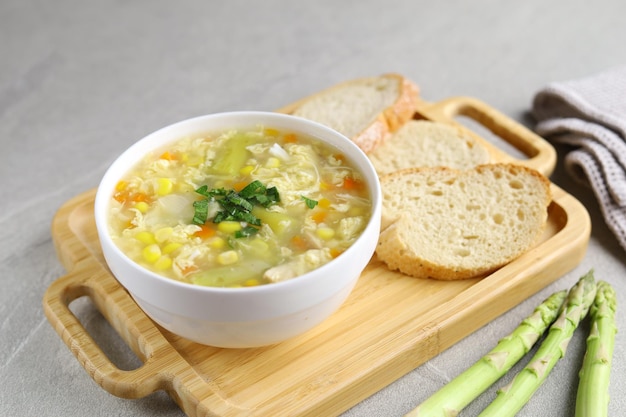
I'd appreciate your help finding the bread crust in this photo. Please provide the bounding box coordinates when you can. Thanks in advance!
[355,74,419,152]
[291,73,420,153]
[376,75,420,136]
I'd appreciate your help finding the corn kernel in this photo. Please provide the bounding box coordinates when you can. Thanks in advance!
[265,157,280,168]
[207,237,226,249]
[142,244,162,263]
[240,165,255,175]
[153,255,173,270]
[217,221,242,234]
[318,198,331,209]
[243,279,260,287]
[115,180,127,191]
[134,201,149,213]
[316,227,335,240]
[154,227,173,243]
[217,250,238,265]
[135,231,156,244]
[162,242,182,254]
[156,178,173,196]
[264,128,279,136]
[159,151,175,161]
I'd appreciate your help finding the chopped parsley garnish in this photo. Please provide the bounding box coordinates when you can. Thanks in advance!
[192,180,280,238]
[192,199,210,225]
[240,180,280,207]
[301,195,318,209]
[235,225,260,238]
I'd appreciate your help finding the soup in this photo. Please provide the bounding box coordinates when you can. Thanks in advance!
[108,126,372,287]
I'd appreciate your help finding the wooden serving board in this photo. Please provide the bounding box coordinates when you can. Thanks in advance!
[43,92,590,417]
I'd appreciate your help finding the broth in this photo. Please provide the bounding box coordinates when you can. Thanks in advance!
[108,126,372,287]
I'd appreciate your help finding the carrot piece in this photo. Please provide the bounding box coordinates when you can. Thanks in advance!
[291,235,308,251]
[233,181,248,192]
[330,248,343,258]
[131,192,151,203]
[342,177,365,191]
[181,265,199,276]
[284,133,297,143]
[194,224,216,239]
[113,189,152,205]
[311,211,327,224]
[113,191,129,203]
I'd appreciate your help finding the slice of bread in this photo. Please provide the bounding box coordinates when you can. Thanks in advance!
[368,120,492,175]
[291,73,419,153]
[376,163,552,280]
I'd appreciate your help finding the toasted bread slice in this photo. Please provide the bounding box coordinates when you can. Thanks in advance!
[376,163,552,280]
[291,73,419,153]
[368,120,492,175]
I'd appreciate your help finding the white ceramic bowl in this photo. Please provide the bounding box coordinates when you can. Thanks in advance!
[94,111,382,348]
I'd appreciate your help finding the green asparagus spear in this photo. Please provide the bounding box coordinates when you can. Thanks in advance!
[406,289,567,417]
[575,280,617,417]
[478,270,597,417]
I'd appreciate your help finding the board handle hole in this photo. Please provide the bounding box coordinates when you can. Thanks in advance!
[69,295,143,371]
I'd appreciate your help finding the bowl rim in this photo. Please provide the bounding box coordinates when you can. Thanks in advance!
[94,110,382,295]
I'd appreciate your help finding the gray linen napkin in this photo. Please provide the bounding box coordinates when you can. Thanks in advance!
[532,65,626,253]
